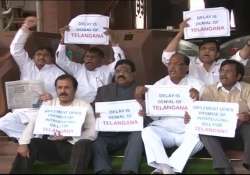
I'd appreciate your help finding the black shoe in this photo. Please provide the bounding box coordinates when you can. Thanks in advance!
[216,168,235,174]
[243,163,250,170]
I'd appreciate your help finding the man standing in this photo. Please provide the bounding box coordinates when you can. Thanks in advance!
[10,74,96,174]
[135,53,204,174]
[162,19,250,85]
[56,25,126,103]
[92,59,145,174]
[198,60,250,174]
[0,16,64,140]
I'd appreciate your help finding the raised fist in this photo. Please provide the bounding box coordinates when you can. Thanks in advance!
[23,16,37,29]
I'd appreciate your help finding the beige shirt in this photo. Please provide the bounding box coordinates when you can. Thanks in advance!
[19,98,97,145]
[201,81,250,113]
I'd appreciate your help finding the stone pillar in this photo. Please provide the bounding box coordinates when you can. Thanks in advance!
[40,0,134,33]
[40,1,72,33]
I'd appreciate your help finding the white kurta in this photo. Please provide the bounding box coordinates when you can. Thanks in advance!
[0,28,64,139]
[142,75,204,173]
[56,44,125,103]
[162,51,248,85]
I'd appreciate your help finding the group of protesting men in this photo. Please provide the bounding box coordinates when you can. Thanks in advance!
[0,15,250,174]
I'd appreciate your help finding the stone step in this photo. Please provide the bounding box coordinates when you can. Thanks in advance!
[226,150,244,160]
[0,155,15,174]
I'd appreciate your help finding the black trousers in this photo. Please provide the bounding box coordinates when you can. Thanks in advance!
[10,138,93,174]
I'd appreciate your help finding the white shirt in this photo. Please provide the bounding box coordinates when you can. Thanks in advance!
[19,98,97,145]
[56,44,126,103]
[10,28,64,97]
[9,28,64,124]
[162,51,248,85]
[149,75,204,134]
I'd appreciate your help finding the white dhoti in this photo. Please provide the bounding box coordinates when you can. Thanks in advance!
[142,118,203,173]
[0,108,38,139]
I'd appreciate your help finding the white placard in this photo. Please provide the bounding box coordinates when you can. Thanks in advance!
[64,14,109,45]
[183,7,230,39]
[190,101,238,137]
[145,85,192,117]
[95,100,143,132]
[5,80,44,109]
[33,105,87,136]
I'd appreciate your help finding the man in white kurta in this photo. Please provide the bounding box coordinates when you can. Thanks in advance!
[135,53,204,174]
[162,19,250,85]
[56,27,126,103]
[0,16,64,139]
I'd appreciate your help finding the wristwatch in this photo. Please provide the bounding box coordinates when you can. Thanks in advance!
[247,40,250,47]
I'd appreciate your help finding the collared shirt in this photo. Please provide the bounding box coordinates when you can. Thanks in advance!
[201,81,250,114]
[10,28,64,97]
[216,81,242,94]
[9,28,64,125]
[149,75,204,134]
[56,44,126,103]
[154,74,204,92]
[162,51,248,85]
[19,98,97,145]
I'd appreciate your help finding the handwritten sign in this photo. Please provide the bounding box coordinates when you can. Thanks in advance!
[95,100,143,132]
[145,85,191,117]
[190,101,238,137]
[33,105,87,136]
[64,14,109,45]
[183,7,230,39]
